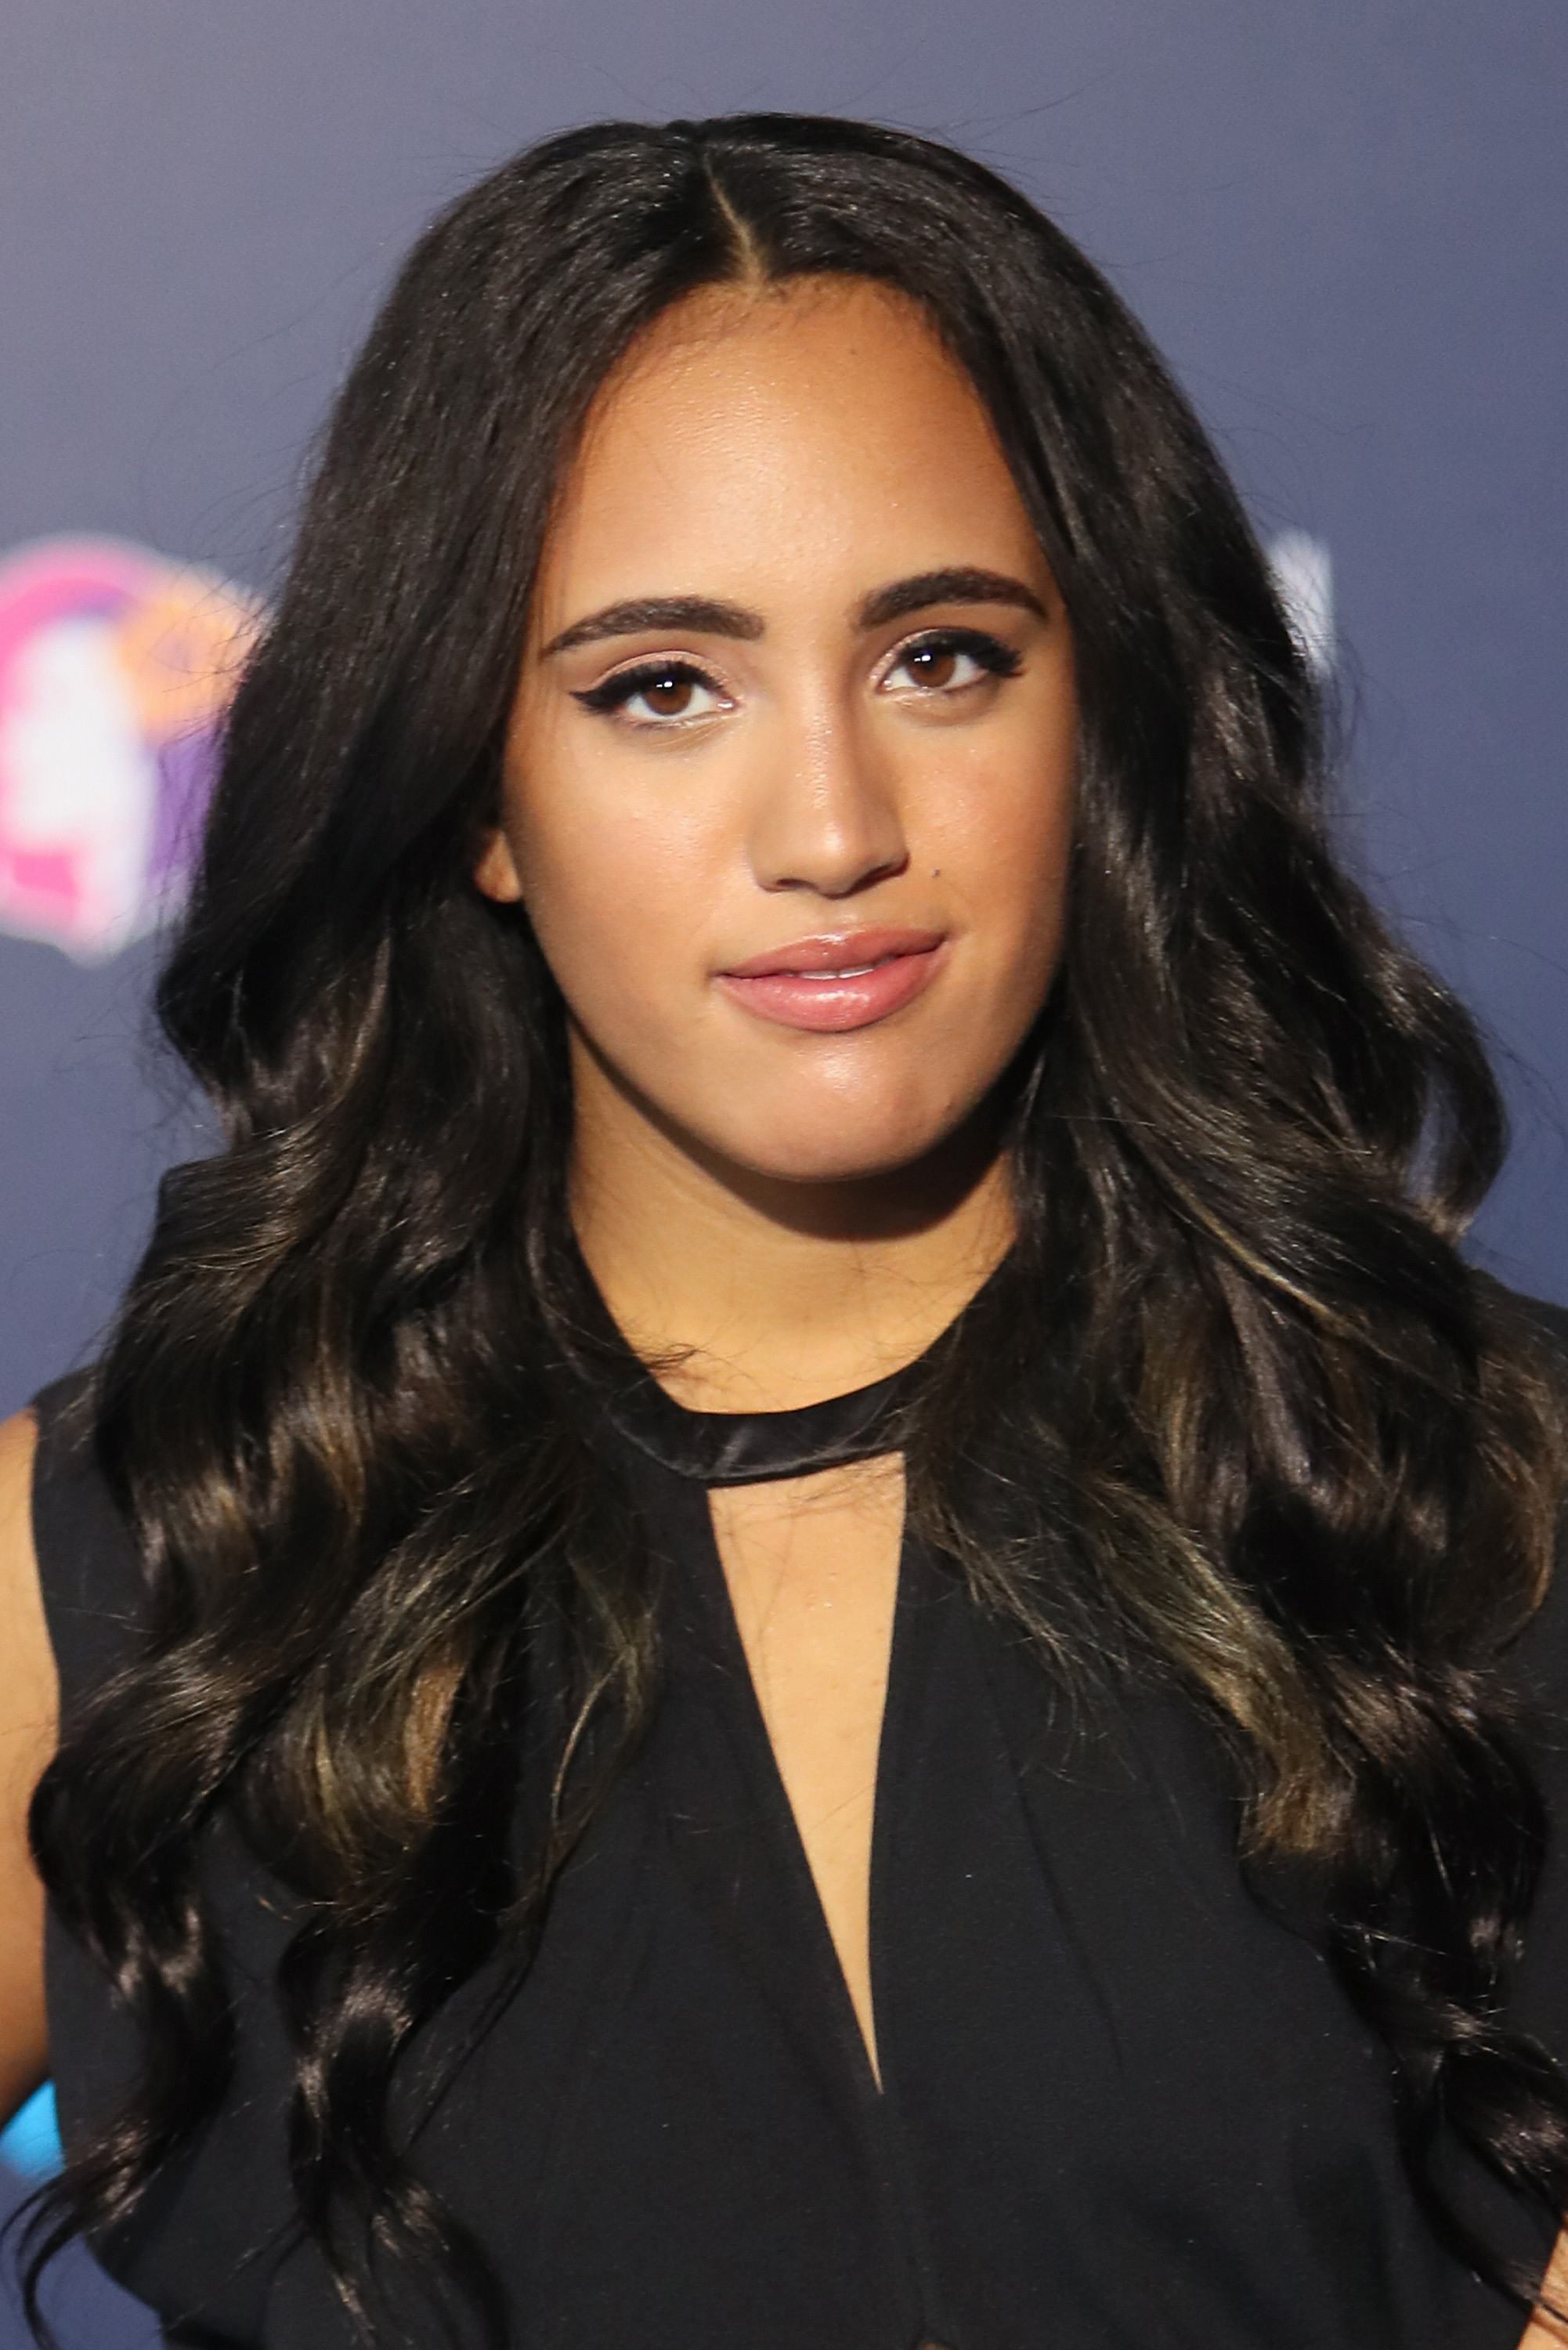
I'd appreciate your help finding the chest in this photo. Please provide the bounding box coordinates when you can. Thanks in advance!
[407,1515,1498,2350]
[706,1455,905,2075]
[59,1468,1528,2350]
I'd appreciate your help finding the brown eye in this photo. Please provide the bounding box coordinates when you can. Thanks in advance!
[904,645,959,689]
[640,671,695,717]
[574,661,728,723]
[883,631,1020,700]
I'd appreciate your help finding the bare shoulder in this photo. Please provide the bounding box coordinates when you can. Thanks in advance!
[0,1407,55,2117]
[0,1404,39,1521]
[0,1407,52,1721]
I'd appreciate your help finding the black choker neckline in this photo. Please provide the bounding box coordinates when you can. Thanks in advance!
[573,1248,1009,1489]
[598,1354,921,1488]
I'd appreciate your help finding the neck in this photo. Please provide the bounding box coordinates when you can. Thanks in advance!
[568,1044,1014,1414]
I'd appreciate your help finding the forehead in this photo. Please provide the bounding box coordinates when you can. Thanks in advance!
[530,277,1046,628]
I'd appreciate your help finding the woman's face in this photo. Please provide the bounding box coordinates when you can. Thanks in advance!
[479,276,1078,1190]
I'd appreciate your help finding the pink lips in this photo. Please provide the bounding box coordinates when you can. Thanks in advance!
[714,927,948,1033]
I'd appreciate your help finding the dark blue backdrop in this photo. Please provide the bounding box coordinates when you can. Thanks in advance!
[2,2,1563,2340]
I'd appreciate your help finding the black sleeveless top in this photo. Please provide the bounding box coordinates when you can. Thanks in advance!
[31,1306,1568,2350]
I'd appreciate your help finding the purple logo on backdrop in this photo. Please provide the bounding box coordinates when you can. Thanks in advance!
[0,536,262,960]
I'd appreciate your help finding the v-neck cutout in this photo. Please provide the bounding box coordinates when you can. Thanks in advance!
[570,1263,995,2109]
[704,1458,907,2092]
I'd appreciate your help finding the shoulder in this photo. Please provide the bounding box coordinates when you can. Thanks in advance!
[1483,1273,1568,1565]
[1471,1267,1568,1374]
[1499,1282,1568,1372]
[1465,1285,1568,1771]
[1488,1275,1568,1558]
[16,1370,147,1725]
[0,1403,38,1549]
[1472,1288,1568,2034]
[0,1403,51,1736]
[0,1409,52,2117]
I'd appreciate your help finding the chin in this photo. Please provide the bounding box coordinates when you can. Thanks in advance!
[685,1048,1011,1189]
[719,1106,974,1189]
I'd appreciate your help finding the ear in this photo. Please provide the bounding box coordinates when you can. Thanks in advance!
[474,824,525,904]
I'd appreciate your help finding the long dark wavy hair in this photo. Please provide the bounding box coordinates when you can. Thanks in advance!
[23,112,1568,2344]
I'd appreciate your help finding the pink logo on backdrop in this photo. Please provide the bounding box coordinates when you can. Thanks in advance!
[0,537,262,960]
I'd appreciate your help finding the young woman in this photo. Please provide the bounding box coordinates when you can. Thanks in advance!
[2,112,1566,2350]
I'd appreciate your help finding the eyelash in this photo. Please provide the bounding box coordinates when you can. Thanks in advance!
[573,661,728,721]
[883,627,1022,692]
[571,626,1023,724]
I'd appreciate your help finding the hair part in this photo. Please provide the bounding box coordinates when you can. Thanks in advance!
[23,113,1568,2344]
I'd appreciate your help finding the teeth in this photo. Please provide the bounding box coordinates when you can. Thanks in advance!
[786,962,878,979]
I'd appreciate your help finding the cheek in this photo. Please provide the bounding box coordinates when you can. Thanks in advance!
[505,771,724,1028]
[920,739,1076,972]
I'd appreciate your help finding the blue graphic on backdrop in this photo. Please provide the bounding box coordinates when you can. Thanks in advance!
[0,2086,59,2181]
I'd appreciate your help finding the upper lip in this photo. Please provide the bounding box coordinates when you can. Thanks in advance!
[718,927,946,978]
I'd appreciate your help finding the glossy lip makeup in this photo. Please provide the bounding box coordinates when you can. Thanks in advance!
[714,927,948,1034]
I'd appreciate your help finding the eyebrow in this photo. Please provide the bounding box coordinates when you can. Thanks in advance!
[540,566,1047,657]
[854,566,1047,630]
[540,596,764,656]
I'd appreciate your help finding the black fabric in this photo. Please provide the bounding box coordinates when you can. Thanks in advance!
[28,1308,1568,2350]
[598,1354,915,1487]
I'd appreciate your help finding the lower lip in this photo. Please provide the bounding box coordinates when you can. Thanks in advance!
[715,944,946,1033]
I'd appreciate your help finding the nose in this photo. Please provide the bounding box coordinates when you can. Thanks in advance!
[745,700,909,900]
